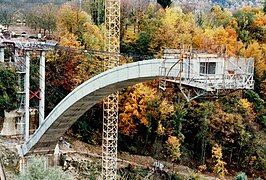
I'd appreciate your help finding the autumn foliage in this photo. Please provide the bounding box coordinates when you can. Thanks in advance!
[31,2,266,178]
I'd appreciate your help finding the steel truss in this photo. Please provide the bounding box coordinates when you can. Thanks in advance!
[102,0,120,179]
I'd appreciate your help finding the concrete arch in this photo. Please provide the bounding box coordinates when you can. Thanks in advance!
[19,59,165,155]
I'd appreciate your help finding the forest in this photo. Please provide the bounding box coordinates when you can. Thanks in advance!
[0,0,265,179]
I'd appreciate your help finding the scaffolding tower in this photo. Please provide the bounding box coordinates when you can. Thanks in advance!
[16,48,28,139]
[102,0,120,179]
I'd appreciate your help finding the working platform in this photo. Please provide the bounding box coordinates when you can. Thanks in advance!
[159,49,254,100]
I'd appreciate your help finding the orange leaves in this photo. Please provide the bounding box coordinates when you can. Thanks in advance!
[242,41,262,58]
[225,27,239,55]
[119,113,137,136]
[46,32,94,93]
[119,83,177,137]
[213,27,229,46]
[252,12,266,27]
[192,26,239,55]
[59,32,81,48]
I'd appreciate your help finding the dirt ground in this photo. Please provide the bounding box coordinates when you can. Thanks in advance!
[63,136,234,180]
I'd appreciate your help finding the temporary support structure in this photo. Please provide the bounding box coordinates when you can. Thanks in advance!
[102,0,120,179]
[15,48,46,140]
[159,48,254,101]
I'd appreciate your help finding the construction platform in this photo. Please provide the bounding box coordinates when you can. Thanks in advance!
[159,49,254,100]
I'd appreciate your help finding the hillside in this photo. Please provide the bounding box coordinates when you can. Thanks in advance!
[173,0,265,11]
[0,0,265,179]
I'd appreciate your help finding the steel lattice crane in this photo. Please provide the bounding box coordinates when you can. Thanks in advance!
[102,0,120,179]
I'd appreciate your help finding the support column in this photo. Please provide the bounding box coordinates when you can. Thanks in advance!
[25,50,30,141]
[39,51,45,125]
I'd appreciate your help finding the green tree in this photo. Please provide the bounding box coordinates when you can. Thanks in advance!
[244,90,264,112]
[82,0,104,25]
[233,8,256,42]
[0,67,17,117]
[0,4,16,29]
[25,4,57,36]
[263,0,266,14]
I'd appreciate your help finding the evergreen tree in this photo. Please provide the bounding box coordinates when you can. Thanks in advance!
[157,0,172,8]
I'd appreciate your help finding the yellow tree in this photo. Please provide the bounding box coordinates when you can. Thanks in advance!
[82,22,104,50]
[56,4,104,80]
[157,98,175,136]
[166,135,182,162]
[153,7,197,52]
[241,41,266,78]
[250,11,266,42]
[210,5,232,27]
[212,144,228,179]
[119,83,159,136]
[57,4,91,36]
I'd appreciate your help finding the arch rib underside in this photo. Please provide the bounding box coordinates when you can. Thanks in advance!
[19,59,164,156]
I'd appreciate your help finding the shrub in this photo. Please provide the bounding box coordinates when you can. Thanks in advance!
[15,156,70,180]
[235,172,248,180]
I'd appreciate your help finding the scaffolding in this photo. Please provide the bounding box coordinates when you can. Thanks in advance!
[16,48,27,138]
[159,48,254,101]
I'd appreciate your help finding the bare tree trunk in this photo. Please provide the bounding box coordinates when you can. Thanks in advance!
[0,158,6,180]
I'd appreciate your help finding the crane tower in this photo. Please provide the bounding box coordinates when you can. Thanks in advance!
[102,0,120,179]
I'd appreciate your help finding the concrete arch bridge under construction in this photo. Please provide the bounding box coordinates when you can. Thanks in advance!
[18,53,254,156]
